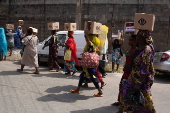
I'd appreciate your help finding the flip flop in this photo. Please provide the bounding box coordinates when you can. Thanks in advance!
[70,89,79,94]
[72,70,77,75]
[56,67,61,72]
[17,69,23,73]
[93,93,103,97]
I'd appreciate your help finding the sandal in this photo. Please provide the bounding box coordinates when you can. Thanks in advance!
[17,69,23,73]
[72,70,77,75]
[56,67,61,72]
[33,72,40,74]
[70,89,79,94]
[111,102,121,106]
[93,93,103,97]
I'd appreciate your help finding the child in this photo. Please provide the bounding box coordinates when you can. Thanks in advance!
[112,35,137,106]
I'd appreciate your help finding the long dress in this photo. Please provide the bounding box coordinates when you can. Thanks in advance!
[119,45,156,113]
[0,28,7,57]
[117,49,135,102]
[64,37,78,73]
[47,35,60,69]
[14,28,23,49]
[21,35,39,67]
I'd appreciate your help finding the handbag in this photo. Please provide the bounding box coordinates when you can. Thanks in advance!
[64,49,72,61]
[124,88,145,107]
[80,52,100,68]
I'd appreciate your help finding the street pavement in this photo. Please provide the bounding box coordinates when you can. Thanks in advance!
[0,60,170,113]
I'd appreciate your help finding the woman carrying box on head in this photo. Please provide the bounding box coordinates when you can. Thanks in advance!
[70,31,103,97]
[63,31,78,75]
[117,30,156,113]
[42,30,61,72]
[110,35,124,73]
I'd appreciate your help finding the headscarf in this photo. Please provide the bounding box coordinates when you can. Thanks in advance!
[68,31,73,37]
[0,28,7,57]
[138,30,155,55]
[66,31,79,65]
[84,34,100,52]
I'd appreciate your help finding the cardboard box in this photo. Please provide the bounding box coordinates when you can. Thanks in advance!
[84,21,102,35]
[6,24,14,30]
[19,20,24,25]
[134,13,155,31]
[64,23,77,31]
[124,22,135,34]
[47,22,59,30]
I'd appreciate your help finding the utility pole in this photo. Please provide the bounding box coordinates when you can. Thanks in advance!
[76,0,82,30]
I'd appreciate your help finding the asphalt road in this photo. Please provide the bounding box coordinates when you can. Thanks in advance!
[0,60,169,113]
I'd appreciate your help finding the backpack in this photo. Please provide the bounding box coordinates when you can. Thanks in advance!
[0,51,3,61]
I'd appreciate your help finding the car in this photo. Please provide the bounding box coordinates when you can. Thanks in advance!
[154,50,170,72]
[37,30,108,65]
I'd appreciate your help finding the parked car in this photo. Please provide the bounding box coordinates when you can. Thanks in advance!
[37,30,108,64]
[154,50,170,72]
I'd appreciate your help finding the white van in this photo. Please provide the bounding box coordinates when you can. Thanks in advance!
[37,30,108,64]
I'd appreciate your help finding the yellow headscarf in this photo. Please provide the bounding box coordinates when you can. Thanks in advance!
[84,34,100,52]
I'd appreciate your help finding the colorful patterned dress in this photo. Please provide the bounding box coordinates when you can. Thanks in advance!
[14,28,23,49]
[118,49,135,102]
[119,45,156,113]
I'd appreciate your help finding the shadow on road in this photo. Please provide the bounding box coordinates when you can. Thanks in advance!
[37,93,94,103]
[45,85,77,93]
[70,106,118,113]
[32,71,80,80]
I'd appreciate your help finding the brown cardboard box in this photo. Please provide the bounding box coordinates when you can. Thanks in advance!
[19,20,24,25]
[47,22,59,30]
[134,13,155,31]
[6,24,14,30]
[124,22,135,34]
[84,21,102,35]
[64,23,77,31]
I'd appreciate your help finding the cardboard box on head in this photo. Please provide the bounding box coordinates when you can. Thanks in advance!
[84,21,102,35]
[6,24,14,30]
[47,22,59,30]
[124,22,135,34]
[19,20,24,26]
[134,13,155,31]
[64,23,77,31]
[112,33,123,44]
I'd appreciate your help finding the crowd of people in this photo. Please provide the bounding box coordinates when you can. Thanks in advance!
[0,25,156,113]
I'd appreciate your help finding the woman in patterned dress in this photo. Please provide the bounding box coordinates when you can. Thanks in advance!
[112,35,137,106]
[117,30,156,113]
[111,38,124,73]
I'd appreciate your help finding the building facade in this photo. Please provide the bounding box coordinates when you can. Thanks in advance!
[0,0,170,52]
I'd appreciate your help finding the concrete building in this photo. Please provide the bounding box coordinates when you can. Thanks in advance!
[0,0,170,52]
